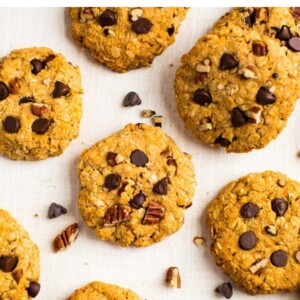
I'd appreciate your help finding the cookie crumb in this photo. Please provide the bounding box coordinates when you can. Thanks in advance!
[152,115,163,127]
[193,236,206,247]
[33,213,39,218]
[142,109,156,118]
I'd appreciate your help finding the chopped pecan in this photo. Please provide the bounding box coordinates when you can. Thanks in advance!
[31,103,49,117]
[53,223,79,252]
[249,258,268,274]
[80,7,95,23]
[12,269,23,283]
[103,204,130,227]
[246,107,261,124]
[254,8,269,23]
[143,201,165,225]
[166,266,181,288]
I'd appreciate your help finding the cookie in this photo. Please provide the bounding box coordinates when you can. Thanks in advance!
[0,209,40,299]
[69,7,187,72]
[206,171,300,294]
[78,123,196,247]
[174,7,300,153]
[0,47,83,160]
[67,281,141,300]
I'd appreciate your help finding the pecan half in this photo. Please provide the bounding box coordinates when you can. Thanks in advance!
[53,223,79,252]
[142,201,165,225]
[166,266,181,288]
[103,204,130,227]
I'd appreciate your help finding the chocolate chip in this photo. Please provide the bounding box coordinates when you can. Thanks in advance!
[231,108,247,127]
[220,53,239,70]
[30,59,43,75]
[193,89,212,106]
[106,152,117,166]
[216,282,233,299]
[98,9,117,27]
[130,149,148,167]
[240,202,259,218]
[272,73,279,79]
[0,256,18,272]
[0,82,9,100]
[153,177,168,195]
[271,250,288,267]
[3,116,20,133]
[26,281,41,298]
[271,198,288,216]
[245,11,255,27]
[132,18,152,34]
[31,118,51,134]
[123,91,142,107]
[53,81,70,98]
[19,96,35,104]
[256,87,276,105]
[215,136,231,147]
[252,42,268,56]
[44,54,56,64]
[275,25,292,41]
[129,191,146,209]
[167,24,175,36]
[287,36,300,52]
[238,231,256,250]
[105,173,121,191]
[48,202,67,219]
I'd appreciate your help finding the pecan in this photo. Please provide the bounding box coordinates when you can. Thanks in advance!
[199,117,213,132]
[252,42,268,56]
[103,27,116,37]
[195,72,208,84]
[31,103,49,117]
[249,258,268,274]
[80,8,95,23]
[53,223,79,252]
[9,78,22,94]
[142,201,165,225]
[129,8,143,22]
[196,58,211,73]
[246,107,261,124]
[152,115,163,127]
[238,65,256,79]
[103,204,130,227]
[277,179,286,187]
[193,236,206,247]
[166,266,181,288]
[290,7,300,23]
[160,147,172,157]
[265,225,277,236]
[254,8,269,23]
[12,269,23,283]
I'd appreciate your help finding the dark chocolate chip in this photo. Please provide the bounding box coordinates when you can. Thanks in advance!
[287,36,300,52]
[153,177,168,195]
[130,149,148,167]
[271,250,288,267]
[220,53,239,70]
[44,54,56,64]
[106,152,117,166]
[245,11,255,27]
[105,173,121,191]
[48,202,67,219]
[252,42,268,56]
[31,118,51,134]
[215,136,231,147]
[0,82,9,100]
[193,89,212,106]
[53,81,70,98]
[3,116,20,133]
[167,24,175,36]
[271,198,288,217]
[231,108,247,127]
[272,73,279,79]
[123,91,142,107]
[26,281,41,298]
[98,9,117,27]
[275,25,292,41]
[238,231,256,250]
[129,191,146,209]
[0,256,18,272]
[30,59,43,75]
[19,96,35,104]
[132,18,152,34]
[256,87,276,105]
[240,202,259,218]
[216,282,233,299]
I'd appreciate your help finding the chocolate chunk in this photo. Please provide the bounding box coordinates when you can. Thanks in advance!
[19,96,35,104]
[130,149,148,167]
[238,231,256,250]
[275,25,292,41]
[105,173,121,191]
[153,177,168,195]
[271,250,288,267]
[123,91,142,107]
[98,9,117,27]
[252,42,268,56]
[231,108,247,127]
[32,118,51,134]
[167,24,175,36]
[220,53,239,70]
[216,282,233,299]
[193,89,212,106]
[3,116,20,133]
[271,198,288,216]
[0,256,18,272]
[245,11,255,27]
[215,136,231,147]
[256,87,276,105]
[30,59,43,75]
[48,202,67,219]
[132,18,152,34]
[0,82,9,100]
[129,191,146,209]
[26,281,41,298]
[287,36,300,52]
[240,202,259,218]
[106,152,117,166]
[53,81,70,98]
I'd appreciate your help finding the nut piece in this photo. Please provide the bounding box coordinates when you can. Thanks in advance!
[115,153,125,164]
[196,58,211,73]
[103,26,116,37]
[143,201,165,225]
[31,103,49,117]
[193,236,206,247]
[252,42,268,56]
[254,8,269,22]
[152,115,163,127]
[277,179,286,187]
[129,8,143,21]
[246,107,261,124]
[249,258,268,274]
[199,118,213,132]
[12,269,23,283]
[53,223,79,252]
[142,109,156,118]
[238,65,256,79]
[166,266,181,288]
[295,251,300,263]
[80,7,95,22]
[103,204,130,227]
[265,225,277,236]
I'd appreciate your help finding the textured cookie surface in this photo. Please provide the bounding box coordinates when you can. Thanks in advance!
[78,123,196,247]
[69,7,187,72]
[0,209,40,299]
[206,171,300,294]
[0,47,83,160]
[174,7,300,153]
[67,281,141,300]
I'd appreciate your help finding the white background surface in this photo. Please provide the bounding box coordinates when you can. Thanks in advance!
[0,7,299,300]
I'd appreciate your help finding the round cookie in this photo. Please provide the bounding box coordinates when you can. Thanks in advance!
[0,47,83,160]
[174,8,300,153]
[78,123,196,247]
[69,7,188,73]
[0,209,40,299]
[67,281,141,300]
[206,171,300,295]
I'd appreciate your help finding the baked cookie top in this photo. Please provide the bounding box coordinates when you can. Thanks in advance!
[206,171,300,295]
[0,209,40,299]
[69,7,188,72]
[0,47,83,160]
[78,123,196,247]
